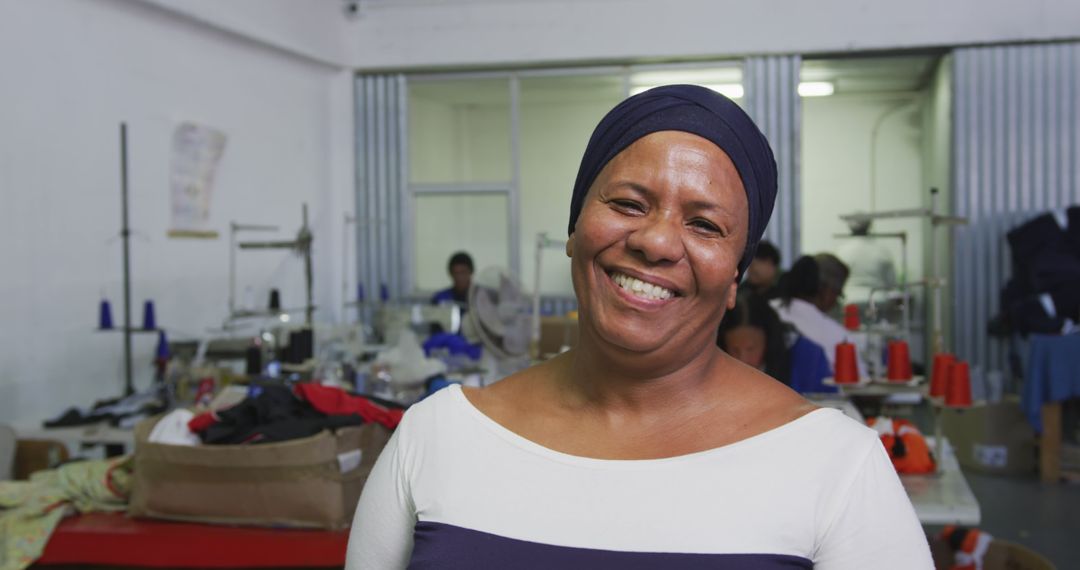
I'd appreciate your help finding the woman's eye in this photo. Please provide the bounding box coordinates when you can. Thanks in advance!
[690,219,722,234]
[611,199,644,212]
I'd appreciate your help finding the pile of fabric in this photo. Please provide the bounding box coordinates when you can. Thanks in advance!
[937,526,993,570]
[0,456,132,570]
[149,383,405,447]
[867,416,936,474]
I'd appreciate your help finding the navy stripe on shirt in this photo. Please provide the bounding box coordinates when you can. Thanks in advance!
[408,521,813,569]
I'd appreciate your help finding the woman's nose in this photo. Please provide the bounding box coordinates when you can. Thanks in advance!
[625,211,684,264]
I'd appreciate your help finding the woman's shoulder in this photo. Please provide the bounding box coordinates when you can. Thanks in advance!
[731,366,876,450]
[394,384,469,440]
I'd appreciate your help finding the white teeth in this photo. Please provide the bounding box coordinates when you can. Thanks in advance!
[610,272,674,301]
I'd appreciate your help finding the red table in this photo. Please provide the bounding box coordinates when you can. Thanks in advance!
[37,513,348,568]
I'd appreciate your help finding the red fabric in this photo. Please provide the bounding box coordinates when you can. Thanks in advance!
[294,383,405,429]
[187,411,218,433]
[37,512,347,568]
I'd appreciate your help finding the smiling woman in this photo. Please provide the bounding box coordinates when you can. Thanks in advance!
[346,85,933,569]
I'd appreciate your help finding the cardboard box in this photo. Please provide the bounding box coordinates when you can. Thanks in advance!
[538,316,578,357]
[13,439,69,480]
[939,397,1036,476]
[129,416,391,529]
[930,537,1055,570]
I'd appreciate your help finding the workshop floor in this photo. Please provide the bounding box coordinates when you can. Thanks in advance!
[947,470,1080,568]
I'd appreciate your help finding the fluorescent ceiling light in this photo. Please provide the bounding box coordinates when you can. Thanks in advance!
[798,81,834,97]
[629,75,834,99]
[631,68,742,86]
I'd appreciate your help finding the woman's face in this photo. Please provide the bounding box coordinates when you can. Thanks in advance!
[722,325,767,369]
[568,131,748,356]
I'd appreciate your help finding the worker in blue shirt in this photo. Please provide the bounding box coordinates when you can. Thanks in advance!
[431,251,473,308]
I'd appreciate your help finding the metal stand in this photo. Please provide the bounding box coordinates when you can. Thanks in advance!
[120,124,134,396]
[235,203,315,325]
[228,221,279,317]
[839,188,967,357]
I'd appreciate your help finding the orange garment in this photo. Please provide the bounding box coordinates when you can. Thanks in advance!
[866,417,936,474]
[939,526,992,570]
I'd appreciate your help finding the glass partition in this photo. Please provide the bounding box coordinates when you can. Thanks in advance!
[409,79,512,185]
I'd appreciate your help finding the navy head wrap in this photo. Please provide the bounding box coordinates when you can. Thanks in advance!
[567,84,778,278]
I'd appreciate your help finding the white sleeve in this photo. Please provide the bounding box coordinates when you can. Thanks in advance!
[814,441,933,569]
[345,427,416,570]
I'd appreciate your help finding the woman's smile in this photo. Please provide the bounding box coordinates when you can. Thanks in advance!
[605,267,679,304]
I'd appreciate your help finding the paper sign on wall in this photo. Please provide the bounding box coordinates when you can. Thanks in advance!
[168,122,226,238]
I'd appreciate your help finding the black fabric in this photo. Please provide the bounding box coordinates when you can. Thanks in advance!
[44,394,166,429]
[566,85,778,279]
[198,385,364,445]
[283,328,314,365]
[997,207,1080,335]
[1068,206,1080,251]
[194,384,400,446]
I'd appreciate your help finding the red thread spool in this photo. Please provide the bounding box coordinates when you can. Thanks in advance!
[843,304,860,331]
[886,340,913,381]
[929,353,954,398]
[946,360,973,406]
[834,342,859,384]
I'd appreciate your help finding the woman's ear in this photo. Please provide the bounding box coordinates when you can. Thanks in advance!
[565,234,575,257]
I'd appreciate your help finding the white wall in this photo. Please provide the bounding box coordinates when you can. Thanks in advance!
[136,0,353,67]
[346,0,1080,70]
[0,0,351,427]
[802,93,926,280]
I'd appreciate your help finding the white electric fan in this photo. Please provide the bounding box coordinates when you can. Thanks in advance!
[462,266,533,381]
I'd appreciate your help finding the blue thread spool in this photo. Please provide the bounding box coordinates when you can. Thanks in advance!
[142,300,156,330]
[357,283,365,303]
[99,299,114,330]
[380,283,389,302]
[155,330,170,360]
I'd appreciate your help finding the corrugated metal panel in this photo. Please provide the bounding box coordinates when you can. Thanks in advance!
[356,74,408,303]
[951,42,1080,377]
[743,55,802,266]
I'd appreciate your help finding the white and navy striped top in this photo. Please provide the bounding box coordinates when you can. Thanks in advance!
[346,385,931,569]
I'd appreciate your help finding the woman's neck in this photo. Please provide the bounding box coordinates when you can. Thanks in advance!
[558,328,729,416]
